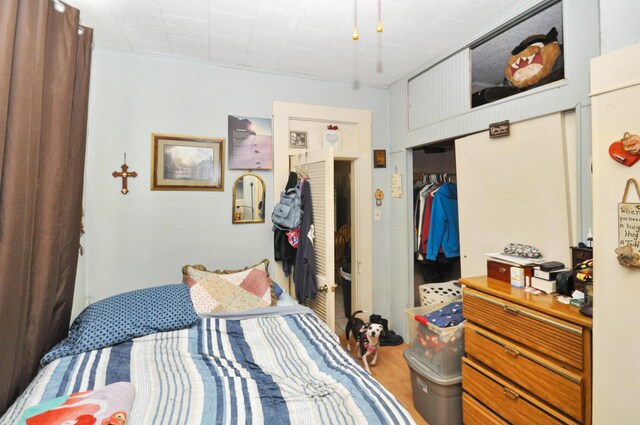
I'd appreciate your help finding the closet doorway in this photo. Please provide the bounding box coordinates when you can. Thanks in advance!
[273,101,373,332]
[334,160,352,335]
[412,140,461,307]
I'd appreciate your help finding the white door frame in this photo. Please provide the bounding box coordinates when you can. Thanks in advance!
[273,101,373,316]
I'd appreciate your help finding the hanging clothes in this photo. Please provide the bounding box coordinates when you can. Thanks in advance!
[419,182,442,255]
[426,182,460,261]
[413,177,441,258]
[294,179,318,303]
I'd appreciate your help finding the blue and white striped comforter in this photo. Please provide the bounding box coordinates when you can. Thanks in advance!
[2,311,415,424]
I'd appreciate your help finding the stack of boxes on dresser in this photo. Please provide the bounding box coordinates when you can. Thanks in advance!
[531,261,568,293]
[404,281,465,425]
[486,253,571,294]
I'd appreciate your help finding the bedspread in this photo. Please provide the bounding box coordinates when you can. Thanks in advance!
[2,310,415,425]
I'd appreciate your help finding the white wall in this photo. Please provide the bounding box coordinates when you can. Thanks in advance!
[599,0,640,54]
[76,49,389,311]
[590,42,640,424]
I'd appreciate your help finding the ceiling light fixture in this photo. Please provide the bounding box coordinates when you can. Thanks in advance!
[353,0,383,41]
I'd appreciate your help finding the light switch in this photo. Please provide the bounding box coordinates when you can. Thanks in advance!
[374,209,381,221]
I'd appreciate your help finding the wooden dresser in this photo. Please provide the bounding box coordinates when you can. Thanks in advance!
[460,276,592,425]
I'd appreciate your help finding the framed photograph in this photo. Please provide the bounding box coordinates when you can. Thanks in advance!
[290,131,307,148]
[228,115,273,170]
[151,133,224,191]
[374,149,386,168]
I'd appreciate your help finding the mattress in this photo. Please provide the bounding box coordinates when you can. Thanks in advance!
[1,306,415,424]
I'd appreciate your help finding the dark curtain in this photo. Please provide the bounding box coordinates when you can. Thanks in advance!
[0,0,92,414]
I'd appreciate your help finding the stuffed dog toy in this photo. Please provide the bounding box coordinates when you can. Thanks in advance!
[345,310,384,374]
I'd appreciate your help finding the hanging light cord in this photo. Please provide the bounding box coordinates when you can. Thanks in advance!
[352,0,359,40]
[353,0,383,40]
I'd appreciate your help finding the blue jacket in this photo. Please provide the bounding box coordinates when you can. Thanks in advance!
[426,183,460,260]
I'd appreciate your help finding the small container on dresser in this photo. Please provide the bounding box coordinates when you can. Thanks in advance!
[459,276,592,425]
[487,260,533,284]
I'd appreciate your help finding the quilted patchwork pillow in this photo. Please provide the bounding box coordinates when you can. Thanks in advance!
[183,260,273,314]
[182,259,277,307]
[41,284,199,366]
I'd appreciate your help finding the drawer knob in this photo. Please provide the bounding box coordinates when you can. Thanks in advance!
[499,267,507,273]
[504,345,520,357]
[503,387,520,401]
[503,305,519,315]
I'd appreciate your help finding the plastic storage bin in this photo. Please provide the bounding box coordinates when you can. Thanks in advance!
[405,301,465,378]
[405,305,438,346]
[404,349,462,425]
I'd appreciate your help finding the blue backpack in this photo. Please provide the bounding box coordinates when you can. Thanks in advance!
[271,186,303,230]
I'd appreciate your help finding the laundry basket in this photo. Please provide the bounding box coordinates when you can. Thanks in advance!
[419,280,462,306]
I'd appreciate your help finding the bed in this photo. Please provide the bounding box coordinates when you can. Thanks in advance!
[1,262,415,425]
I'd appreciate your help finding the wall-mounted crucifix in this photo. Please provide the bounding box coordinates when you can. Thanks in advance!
[112,153,137,194]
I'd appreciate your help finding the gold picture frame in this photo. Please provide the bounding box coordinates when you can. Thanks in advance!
[151,133,224,191]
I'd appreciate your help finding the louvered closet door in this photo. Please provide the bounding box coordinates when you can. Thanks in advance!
[290,149,336,330]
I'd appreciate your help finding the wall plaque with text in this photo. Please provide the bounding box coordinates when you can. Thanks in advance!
[489,120,510,138]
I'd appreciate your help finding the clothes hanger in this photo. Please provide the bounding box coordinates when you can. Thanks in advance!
[296,153,309,179]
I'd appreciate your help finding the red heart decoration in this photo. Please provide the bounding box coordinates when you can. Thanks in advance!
[609,141,640,167]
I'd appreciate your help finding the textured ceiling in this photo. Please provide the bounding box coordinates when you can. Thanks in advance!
[63,0,546,86]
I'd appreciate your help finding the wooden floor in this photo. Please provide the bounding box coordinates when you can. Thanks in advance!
[339,336,429,425]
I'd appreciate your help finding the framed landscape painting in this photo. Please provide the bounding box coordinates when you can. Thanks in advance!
[151,133,224,191]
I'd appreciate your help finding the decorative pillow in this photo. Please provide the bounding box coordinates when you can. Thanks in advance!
[183,260,274,314]
[41,284,199,366]
[20,382,135,425]
[182,259,277,306]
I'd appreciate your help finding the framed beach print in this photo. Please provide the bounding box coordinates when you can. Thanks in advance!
[290,131,307,148]
[228,115,273,170]
[151,133,224,191]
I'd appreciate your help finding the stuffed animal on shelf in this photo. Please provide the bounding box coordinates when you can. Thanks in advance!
[505,27,562,88]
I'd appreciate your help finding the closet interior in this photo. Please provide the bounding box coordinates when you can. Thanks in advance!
[334,160,352,335]
[412,139,460,306]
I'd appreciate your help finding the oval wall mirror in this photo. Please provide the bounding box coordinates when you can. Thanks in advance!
[232,173,266,224]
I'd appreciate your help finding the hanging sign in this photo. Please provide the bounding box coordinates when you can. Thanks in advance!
[489,120,510,138]
[616,178,640,268]
[391,173,403,198]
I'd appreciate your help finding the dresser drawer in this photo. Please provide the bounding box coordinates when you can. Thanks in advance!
[463,393,508,425]
[465,323,583,421]
[464,288,584,369]
[462,358,578,425]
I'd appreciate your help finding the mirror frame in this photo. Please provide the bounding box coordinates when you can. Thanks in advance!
[232,173,266,224]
